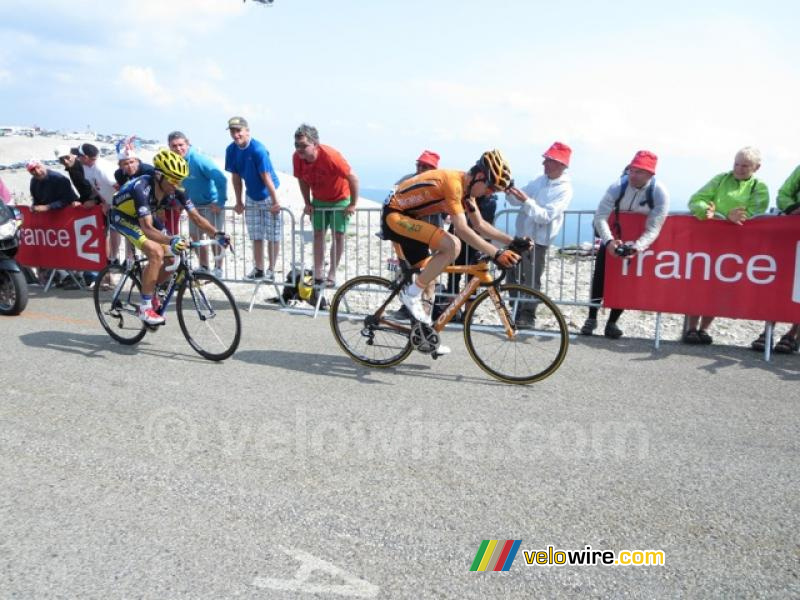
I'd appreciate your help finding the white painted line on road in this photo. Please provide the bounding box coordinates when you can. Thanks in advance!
[252,545,379,598]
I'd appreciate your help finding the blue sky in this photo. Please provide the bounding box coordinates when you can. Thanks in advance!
[2,0,798,208]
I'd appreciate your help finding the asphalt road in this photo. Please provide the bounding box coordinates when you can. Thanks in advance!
[1,286,798,599]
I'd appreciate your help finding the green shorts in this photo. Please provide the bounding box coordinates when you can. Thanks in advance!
[312,198,351,233]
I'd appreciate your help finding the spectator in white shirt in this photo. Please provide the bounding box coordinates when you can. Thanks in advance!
[504,142,573,326]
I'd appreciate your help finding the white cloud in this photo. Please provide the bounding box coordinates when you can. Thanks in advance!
[117,66,172,107]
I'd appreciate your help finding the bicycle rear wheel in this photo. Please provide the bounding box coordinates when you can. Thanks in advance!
[329,275,413,367]
[463,284,568,384]
[93,263,147,345]
[176,272,241,361]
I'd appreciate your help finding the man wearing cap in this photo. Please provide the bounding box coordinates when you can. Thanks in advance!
[505,142,574,327]
[113,137,155,188]
[75,142,125,265]
[55,146,94,207]
[293,123,359,287]
[580,150,670,339]
[75,143,117,207]
[395,150,443,227]
[27,160,81,288]
[28,160,77,212]
[224,116,281,281]
[169,130,229,277]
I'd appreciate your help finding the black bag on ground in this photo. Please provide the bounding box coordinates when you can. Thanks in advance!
[282,267,327,308]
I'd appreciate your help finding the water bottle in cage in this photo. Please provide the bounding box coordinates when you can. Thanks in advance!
[387,257,399,272]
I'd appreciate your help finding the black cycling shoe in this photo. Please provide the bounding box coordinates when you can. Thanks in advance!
[604,322,623,339]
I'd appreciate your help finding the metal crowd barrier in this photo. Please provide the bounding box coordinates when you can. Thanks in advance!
[141,205,601,316]
[105,204,780,360]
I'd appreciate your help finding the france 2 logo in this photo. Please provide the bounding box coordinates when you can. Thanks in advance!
[73,215,102,263]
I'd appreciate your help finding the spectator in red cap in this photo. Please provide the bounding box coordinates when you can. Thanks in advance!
[416,150,440,171]
[683,146,769,345]
[580,149,670,339]
[504,142,574,326]
[28,160,77,212]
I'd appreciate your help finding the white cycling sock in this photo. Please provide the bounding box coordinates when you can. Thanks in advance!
[406,281,423,297]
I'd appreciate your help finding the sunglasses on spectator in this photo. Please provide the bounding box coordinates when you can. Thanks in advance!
[294,142,312,150]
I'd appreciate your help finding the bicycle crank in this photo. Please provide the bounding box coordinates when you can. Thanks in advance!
[410,322,440,354]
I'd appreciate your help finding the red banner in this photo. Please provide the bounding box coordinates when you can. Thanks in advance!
[604,213,800,322]
[16,206,107,270]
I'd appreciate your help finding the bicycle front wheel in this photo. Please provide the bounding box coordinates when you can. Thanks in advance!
[464,284,569,384]
[177,272,241,361]
[329,275,413,367]
[94,263,147,345]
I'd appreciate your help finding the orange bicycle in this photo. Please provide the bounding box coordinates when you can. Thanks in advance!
[329,255,569,384]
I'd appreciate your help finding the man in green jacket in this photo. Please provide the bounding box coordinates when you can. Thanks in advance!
[683,147,769,345]
[751,164,800,353]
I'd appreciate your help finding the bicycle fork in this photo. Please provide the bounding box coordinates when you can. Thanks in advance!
[486,286,517,339]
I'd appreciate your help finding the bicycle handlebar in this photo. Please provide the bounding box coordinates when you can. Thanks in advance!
[163,238,231,273]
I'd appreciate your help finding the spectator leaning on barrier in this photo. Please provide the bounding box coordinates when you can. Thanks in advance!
[55,146,94,207]
[750,163,800,354]
[293,123,359,288]
[28,160,77,212]
[580,150,669,339]
[169,130,229,278]
[75,142,124,264]
[225,116,281,282]
[75,143,117,208]
[683,146,769,345]
[27,160,81,289]
[505,141,573,326]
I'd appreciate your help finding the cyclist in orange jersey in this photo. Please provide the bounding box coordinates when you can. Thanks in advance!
[382,149,528,331]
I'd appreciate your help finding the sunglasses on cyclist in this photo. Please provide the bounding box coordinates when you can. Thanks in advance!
[162,175,185,191]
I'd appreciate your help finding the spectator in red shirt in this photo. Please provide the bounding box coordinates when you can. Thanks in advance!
[293,123,359,287]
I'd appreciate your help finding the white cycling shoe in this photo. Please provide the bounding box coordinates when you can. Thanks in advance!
[399,287,432,325]
[432,344,451,358]
[138,307,165,326]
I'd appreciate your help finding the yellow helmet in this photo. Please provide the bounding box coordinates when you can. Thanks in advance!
[477,149,513,190]
[153,148,189,183]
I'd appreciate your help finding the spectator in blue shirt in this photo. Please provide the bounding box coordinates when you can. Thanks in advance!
[169,130,229,277]
[224,116,281,282]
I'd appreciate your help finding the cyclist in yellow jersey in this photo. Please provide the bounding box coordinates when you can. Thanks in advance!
[382,149,529,337]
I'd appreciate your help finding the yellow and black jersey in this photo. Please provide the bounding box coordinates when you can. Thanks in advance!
[111,174,193,220]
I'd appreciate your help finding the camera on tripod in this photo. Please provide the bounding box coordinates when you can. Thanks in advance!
[614,243,636,257]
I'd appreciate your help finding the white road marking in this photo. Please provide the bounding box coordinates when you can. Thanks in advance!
[252,545,379,598]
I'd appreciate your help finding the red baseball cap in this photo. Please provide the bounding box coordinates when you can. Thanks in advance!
[416,150,440,169]
[543,141,571,167]
[630,150,658,174]
[26,159,42,173]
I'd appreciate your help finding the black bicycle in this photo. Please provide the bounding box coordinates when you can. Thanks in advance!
[93,240,241,361]
[329,255,569,384]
